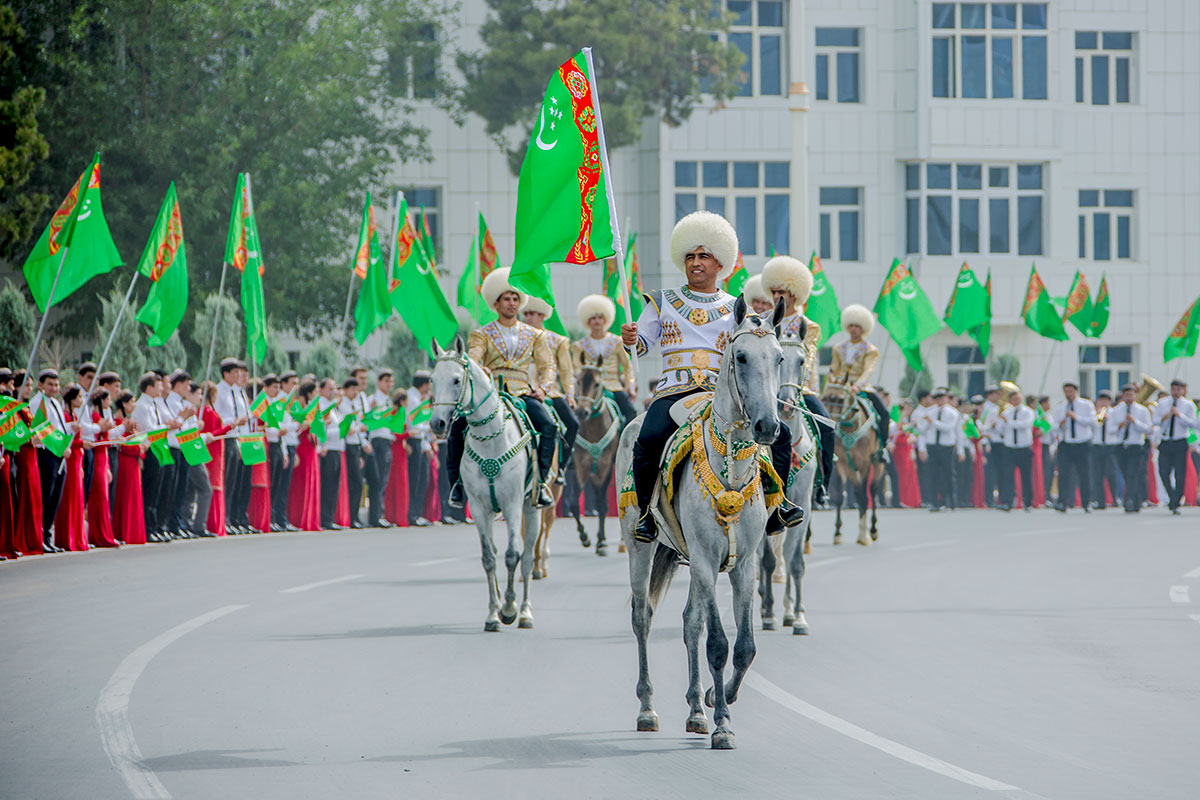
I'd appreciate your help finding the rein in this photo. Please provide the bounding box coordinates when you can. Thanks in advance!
[573,394,620,475]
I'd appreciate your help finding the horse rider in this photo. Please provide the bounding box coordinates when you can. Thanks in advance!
[760,255,835,506]
[742,274,773,315]
[445,267,557,510]
[619,210,804,543]
[825,303,891,461]
[521,294,580,475]
[571,294,638,426]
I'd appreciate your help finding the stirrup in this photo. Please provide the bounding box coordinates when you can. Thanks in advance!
[634,512,657,543]
[534,482,554,509]
[448,481,466,509]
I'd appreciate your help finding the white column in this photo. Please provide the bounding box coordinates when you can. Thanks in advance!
[788,0,810,256]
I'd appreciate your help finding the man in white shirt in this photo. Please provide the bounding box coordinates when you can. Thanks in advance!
[163,370,196,537]
[1090,390,1124,510]
[406,372,433,527]
[28,369,75,550]
[924,388,959,511]
[339,377,369,528]
[215,358,251,533]
[1111,382,1153,513]
[366,370,395,527]
[910,389,936,505]
[950,394,974,509]
[131,371,171,541]
[271,371,299,531]
[1051,381,1098,513]
[978,385,1004,507]
[178,380,215,537]
[1153,378,1198,514]
[97,371,124,507]
[318,378,344,529]
[997,388,1035,512]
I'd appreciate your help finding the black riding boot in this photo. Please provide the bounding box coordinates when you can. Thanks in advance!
[446,417,467,508]
[631,439,659,542]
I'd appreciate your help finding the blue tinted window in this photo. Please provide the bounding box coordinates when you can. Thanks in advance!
[1080,345,1101,364]
[932,3,955,28]
[927,196,952,255]
[1107,346,1132,363]
[705,196,726,216]
[703,161,728,187]
[758,1,783,26]
[1018,196,1043,255]
[820,187,858,205]
[1117,216,1130,258]
[733,162,758,187]
[1105,190,1132,207]
[993,37,1014,98]
[928,163,952,189]
[839,211,860,261]
[816,28,858,46]
[1017,164,1042,189]
[906,198,920,253]
[675,193,697,221]
[1103,32,1132,49]
[1079,190,1099,207]
[675,161,697,187]
[736,196,757,254]
[962,36,987,97]
[989,166,1009,187]
[1115,58,1130,103]
[764,162,789,188]
[960,198,980,253]
[989,198,1009,253]
[961,4,986,28]
[1091,55,1109,104]
[1075,31,1097,49]
[728,0,752,25]
[819,213,831,260]
[933,37,953,97]
[1075,57,1084,102]
[837,52,860,102]
[1078,215,1087,258]
[992,3,1017,28]
[761,35,781,95]
[957,164,982,190]
[1022,36,1047,98]
[815,54,829,100]
[731,32,753,96]
[906,163,920,190]
[765,194,789,255]
[1093,212,1110,260]
[1021,3,1046,29]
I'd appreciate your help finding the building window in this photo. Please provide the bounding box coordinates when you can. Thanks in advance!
[818,345,833,390]
[904,161,1044,256]
[1078,190,1133,260]
[931,3,1047,100]
[726,1,786,98]
[815,28,861,103]
[388,23,440,99]
[1078,344,1134,398]
[674,160,789,254]
[818,187,862,262]
[1075,32,1133,105]
[947,345,986,398]
[402,187,441,258]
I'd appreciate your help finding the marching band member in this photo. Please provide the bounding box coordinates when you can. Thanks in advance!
[1091,390,1123,510]
[979,385,1004,507]
[997,387,1035,512]
[923,388,958,512]
[1153,379,1198,514]
[1111,382,1152,512]
[1050,381,1097,512]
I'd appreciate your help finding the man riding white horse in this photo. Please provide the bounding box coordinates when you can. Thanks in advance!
[760,255,835,505]
[445,268,558,510]
[571,294,638,427]
[620,211,804,543]
[826,303,891,458]
[520,294,580,472]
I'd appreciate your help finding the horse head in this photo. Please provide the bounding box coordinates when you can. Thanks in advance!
[573,351,605,417]
[719,296,785,445]
[429,336,476,438]
[777,316,810,421]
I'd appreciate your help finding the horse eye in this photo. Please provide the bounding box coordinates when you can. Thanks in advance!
[736,353,747,364]
[452,377,460,385]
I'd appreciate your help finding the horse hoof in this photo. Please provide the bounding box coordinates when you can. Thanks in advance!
[833,532,842,545]
[870,530,879,541]
[618,542,627,553]
[857,535,870,547]
[636,712,659,732]
[596,544,608,557]
[711,730,736,750]
[579,533,591,548]
[686,714,709,735]
[532,569,542,580]
[499,608,517,625]
[762,618,776,631]
[782,613,795,627]
[484,620,500,632]
[518,616,534,629]
[803,540,812,555]
[704,686,715,708]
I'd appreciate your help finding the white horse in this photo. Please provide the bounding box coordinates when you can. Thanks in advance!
[759,319,819,635]
[619,296,786,750]
[429,338,539,632]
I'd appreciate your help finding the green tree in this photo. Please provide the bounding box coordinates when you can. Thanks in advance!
[191,293,243,375]
[899,363,933,400]
[94,287,146,382]
[988,354,1020,383]
[299,340,339,381]
[156,329,187,373]
[260,325,293,377]
[0,282,34,367]
[0,4,49,259]
[384,322,430,388]
[460,0,745,172]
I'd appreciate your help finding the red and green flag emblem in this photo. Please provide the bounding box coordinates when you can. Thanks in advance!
[723,251,748,297]
[1021,265,1069,342]
[176,428,212,466]
[603,232,644,333]
[31,420,71,458]
[458,211,500,325]
[1085,275,1109,339]
[390,194,457,356]
[238,432,267,466]
[873,259,944,371]
[353,192,393,344]
[226,173,267,362]
[0,410,33,452]
[1164,297,1200,363]
[146,427,174,466]
[1061,270,1094,336]
[135,182,189,346]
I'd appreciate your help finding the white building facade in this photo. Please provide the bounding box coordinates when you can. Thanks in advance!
[385,0,1199,398]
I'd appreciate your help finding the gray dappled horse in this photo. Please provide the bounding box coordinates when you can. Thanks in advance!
[758,317,819,635]
[618,296,785,750]
[570,356,622,556]
[429,338,539,632]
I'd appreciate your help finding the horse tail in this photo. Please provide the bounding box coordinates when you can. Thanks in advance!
[647,544,680,612]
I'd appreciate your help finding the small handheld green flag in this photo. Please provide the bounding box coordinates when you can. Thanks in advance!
[31,420,71,458]
[176,428,212,466]
[248,391,270,421]
[338,410,360,439]
[238,433,267,466]
[362,407,389,431]
[0,411,33,452]
[0,397,24,417]
[146,428,174,466]
[387,408,408,434]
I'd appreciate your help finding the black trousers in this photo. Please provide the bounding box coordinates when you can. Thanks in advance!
[1091,444,1123,508]
[142,455,164,536]
[1118,445,1147,511]
[224,453,244,525]
[445,395,559,487]
[551,396,580,454]
[983,442,1000,506]
[184,464,213,535]
[344,443,364,525]
[367,439,391,525]
[1041,443,1054,499]
[926,444,956,509]
[917,456,931,505]
[802,393,835,490]
[1158,438,1189,511]
[631,390,791,511]
[612,390,639,428]
[168,453,190,531]
[271,443,296,525]
[408,446,429,523]
[956,451,974,508]
[37,449,64,537]
[319,449,342,528]
[108,447,119,510]
[267,441,286,524]
[82,449,95,500]
[1056,441,1092,509]
[999,445,1033,508]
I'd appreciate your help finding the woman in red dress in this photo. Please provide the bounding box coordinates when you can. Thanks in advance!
[288,381,322,531]
[201,382,231,536]
[0,447,17,560]
[53,384,89,552]
[113,392,147,545]
[87,389,119,548]
[891,404,922,509]
[12,403,44,555]
[385,392,409,527]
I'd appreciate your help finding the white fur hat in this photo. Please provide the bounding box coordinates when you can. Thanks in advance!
[521,295,553,317]
[481,267,523,308]
[742,274,771,306]
[577,294,616,328]
[841,303,875,336]
[669,211,739,283]
[761,256,814,304]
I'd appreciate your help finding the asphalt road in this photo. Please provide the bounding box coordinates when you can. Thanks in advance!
[3,506,1199,800]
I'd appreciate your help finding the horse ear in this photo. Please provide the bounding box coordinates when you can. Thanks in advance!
[454,335,465,355]
[733,295,748,327]
[432,339,443,357]
[595,354,604,369]
[798,317,810,347]
[771,297,787,334]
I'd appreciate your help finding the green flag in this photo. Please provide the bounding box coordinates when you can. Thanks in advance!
[0,397,23,418]
[1085,275,1109,339]
[457,211,499,326]
[604,232,644,332]
[135,182,189,346]
[176,428,212,466]
[943,262,989,335]
[338,410,360,439]
[22,153,122,312]
[0,410,32,452]
[1021,265,1069,342]
[873,259,944,371]
[30,420,71,457]
[363,407,390,431]
[1164,297,1200,363]
[390,194,457,356]
[510,50,616,304]
[238,433,267,466]
[723,251,748,297]
[226,173,268,362]
[971,268,992,357]
[804,252,841,347]
[146,427,174,466]
[418,204,438,270]
[1033,406,1052,434]
[1062,270,1094,336]
[352,192,392,344]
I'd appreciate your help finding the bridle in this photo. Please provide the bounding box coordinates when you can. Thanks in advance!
[572,364,606,418]
[777,337,809,415]
[711,323,777,434]
[431,350,499,435]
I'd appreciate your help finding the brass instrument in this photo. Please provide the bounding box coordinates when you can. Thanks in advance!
[1135,373,1166,406]
[996,380,1021,415]
[1097,406,1108,424]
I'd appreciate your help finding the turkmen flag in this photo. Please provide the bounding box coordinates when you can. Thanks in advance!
[353,192,393,344]
[604,232,644,332]
[1164,297,1200,363]
[135,182,189,346]
[723,251,748,297]
[0,397,23,418]
[23,153,122,312]
[238,433,267,466]
[226,173,268,362]
[248,391,270,420]
[418,205,438,272]
[972,268,992,357]
[458,211,499,326]
[363,407,389,431]
[176,428,212,466]
[873,259,944,371]
[1062,270,1094,336]
[30,420,71,457]
[298,398,326,443]
[943,262,989,335]
[290,395,316,422]
[0,411,32,452]
[146,427,174,466]
[388,408,408,434]
[510,50,615,304]
[1021,265,1068,342]
[390,193,457,355]
[1085,275,1109,339]
[338,410,359,439]
[805,252,840,347]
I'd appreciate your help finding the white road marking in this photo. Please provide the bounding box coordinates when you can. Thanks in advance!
[746,672,1020,792]
[1189,614,1200,626]
[279,574,365,594]
[411,557,460,567]
[806,556,852,569]
[96,604,248,800]
[1183,565,1200,579]
[891,540,955,552]
[1005,527,1079,538]
[1169,586,1191,604]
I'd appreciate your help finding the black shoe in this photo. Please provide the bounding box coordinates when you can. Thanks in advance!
[534,483,554,509]
[1054,504,1067,513]
[349,522,364,529]
[814,484,829,507]
[778,500,804,528]
[634,513,657,543]
[195,530,216,537]
[448,481,466,509]
[286,523,299,532]
[42,539,62,553]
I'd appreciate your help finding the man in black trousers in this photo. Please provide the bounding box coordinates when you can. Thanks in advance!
[1152,379,1198,515]
[366,370,394,527]
[1112,383,1151,513]
[1051,381,1097,512]
[923,388,959,512]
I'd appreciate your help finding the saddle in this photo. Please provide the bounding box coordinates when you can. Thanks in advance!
[465,389,538,514]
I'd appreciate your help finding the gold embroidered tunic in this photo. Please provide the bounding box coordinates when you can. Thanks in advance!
[827,339,880,392]
[467,320,554,397]
[539,329,575,399]
[779,311,821,395]
[631,287,736,399]
[570,333,633,393]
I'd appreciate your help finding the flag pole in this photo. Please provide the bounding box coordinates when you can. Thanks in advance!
[583,47,637,375]
[20,245,71,397]
[1037,341,1059,397]
[199,261,229,417]
[94,272,140,379]
[999,324,1020,381]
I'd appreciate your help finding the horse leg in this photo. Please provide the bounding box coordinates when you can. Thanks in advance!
[788,528,809,634]
[629,541,658,732]
[475,513,502,632]
[595,477,609,556]
[497,496,524,625]
[516,501,539,628]
[702,582,735,749]
[758,537,776,631]
[870,470,881,541]
[833,484,843,546]
[856,474,871,546]
[723,556,759,705]
[683,573,710,736]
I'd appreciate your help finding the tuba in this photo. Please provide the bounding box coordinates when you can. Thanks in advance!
[1135,374,1165,406]
[997,380,1021,415]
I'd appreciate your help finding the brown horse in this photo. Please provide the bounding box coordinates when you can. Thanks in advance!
[820,383,884,546]
[570,357,623,556]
